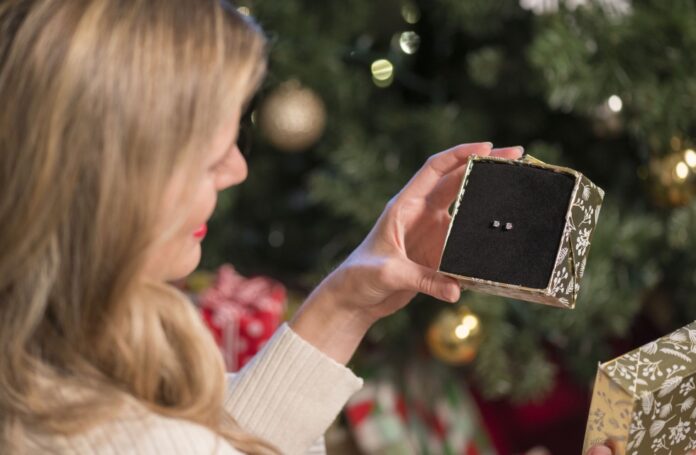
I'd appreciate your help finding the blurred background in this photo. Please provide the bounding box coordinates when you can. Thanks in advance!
[188,0,696,453]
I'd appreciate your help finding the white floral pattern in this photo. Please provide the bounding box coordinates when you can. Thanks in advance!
[551,178,604,307]
[584,321,696,454]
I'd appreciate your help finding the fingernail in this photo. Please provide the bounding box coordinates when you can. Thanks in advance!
[446,285,460,303]
[587,445,613,455]
[495,145,523,153]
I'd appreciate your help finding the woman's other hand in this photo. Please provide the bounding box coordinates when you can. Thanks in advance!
[290,142,523,364]
[584,442,696,455]
[585,445,613,455]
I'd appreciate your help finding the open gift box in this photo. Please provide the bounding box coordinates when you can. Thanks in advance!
[437,154,605,309]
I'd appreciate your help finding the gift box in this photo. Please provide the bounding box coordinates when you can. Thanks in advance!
[582,321,696,455]
[345,361,495,455]
[197,264,286,372]
[437,154,604,309]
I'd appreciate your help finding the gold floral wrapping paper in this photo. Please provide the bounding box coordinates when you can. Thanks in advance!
[583,320,696,454]
[439,155,605,309]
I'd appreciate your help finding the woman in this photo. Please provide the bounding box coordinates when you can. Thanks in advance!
[0,0,526,453]
[2,1,622,454]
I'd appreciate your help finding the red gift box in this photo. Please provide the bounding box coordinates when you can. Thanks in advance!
[198,264,286,372]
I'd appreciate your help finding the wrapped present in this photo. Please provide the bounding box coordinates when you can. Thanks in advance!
[438,154,604,309]
[345,361,495,455]
[583,320,696,454]
[198,264,286,372]
[345,380,413,454]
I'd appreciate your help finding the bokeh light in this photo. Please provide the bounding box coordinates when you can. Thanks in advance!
[371,59,394,87]
[399,31,420,54]
[607,95,623,113]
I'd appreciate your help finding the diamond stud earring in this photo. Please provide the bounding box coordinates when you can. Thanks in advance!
[491,220,501,228]
[504,222,514,231]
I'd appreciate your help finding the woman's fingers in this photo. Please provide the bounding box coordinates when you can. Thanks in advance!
[425,146,524,210]
[492,145,524,160]
[585,446,613,455]
[397,260,461,303]
[424,163,469,210]
[398,142,493,201]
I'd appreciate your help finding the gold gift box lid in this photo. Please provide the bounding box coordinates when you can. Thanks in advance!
[601,321,696,397]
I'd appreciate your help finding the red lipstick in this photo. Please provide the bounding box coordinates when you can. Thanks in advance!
[193,224,207,239]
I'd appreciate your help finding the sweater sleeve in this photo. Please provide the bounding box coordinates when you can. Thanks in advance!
[48,408,245,455]
[223,323,364,455]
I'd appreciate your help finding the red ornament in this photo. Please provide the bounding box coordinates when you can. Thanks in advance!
[198,264,286,372]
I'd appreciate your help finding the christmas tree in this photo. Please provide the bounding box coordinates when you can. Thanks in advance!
[202,0,696,418]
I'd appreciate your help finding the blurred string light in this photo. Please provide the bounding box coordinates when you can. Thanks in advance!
[401,1,420,24]
[675,161,690,181]
[519,0,559,14]
[607,95,623,113]
[519,0,631,17]
[672,146,696,181]
[648,137,696,207]
[592,95,623,137]
[371,59,394,88]
[685,149,696,168]
[398,31,420,54]
[454,314,479,340]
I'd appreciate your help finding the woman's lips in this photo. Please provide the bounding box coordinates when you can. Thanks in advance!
[193,224,207,239]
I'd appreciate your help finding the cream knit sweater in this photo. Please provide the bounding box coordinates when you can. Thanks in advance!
[24,323,364,455]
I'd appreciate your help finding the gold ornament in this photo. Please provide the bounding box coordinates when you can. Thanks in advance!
[258,80,326,152]
[426,305,482,365]
[646,137,696,208]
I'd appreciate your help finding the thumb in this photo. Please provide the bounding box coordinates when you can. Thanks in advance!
[585,445,613,455]
[402,261,461,303]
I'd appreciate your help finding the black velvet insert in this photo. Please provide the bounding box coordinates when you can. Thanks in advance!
[439,161,577,289]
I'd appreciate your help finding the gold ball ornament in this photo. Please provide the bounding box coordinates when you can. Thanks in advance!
[646,138,696,208]
[426,305,483,365]
[258,80,326,152]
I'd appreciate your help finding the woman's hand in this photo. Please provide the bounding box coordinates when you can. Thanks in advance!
[290,142,523,364]
[585,445,613,455]
[585,443,695,455]
[327,142,523,320]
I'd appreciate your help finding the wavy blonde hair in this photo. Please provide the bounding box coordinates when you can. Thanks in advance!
[0,0,278,453]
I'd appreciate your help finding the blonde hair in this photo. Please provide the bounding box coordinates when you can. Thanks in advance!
[0,0,277,453]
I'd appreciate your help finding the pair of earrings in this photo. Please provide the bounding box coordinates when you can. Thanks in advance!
[491,220,514,231]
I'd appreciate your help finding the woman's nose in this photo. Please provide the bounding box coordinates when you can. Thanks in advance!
[215,145,248,191]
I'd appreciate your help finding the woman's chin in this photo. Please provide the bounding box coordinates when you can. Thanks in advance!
[165,243,202,282]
